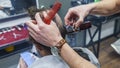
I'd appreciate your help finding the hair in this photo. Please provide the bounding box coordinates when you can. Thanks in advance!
[28,6,66,37]
[28,6,66,56]
[28,7,91,62]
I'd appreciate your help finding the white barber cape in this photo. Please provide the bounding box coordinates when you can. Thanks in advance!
[29,55,69,68]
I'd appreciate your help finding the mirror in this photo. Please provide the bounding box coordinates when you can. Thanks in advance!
[0,0,36,19]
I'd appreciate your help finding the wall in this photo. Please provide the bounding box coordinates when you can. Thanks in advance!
[37,0,71,22]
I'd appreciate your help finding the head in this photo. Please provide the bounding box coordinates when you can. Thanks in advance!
[28,7,66,56]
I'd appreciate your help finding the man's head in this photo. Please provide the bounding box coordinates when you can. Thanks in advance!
[28,7,66,56]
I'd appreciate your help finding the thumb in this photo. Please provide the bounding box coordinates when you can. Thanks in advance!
[75,16,84,28]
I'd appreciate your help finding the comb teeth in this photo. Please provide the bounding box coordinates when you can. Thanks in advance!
[43,1,62,24]
[27,1,62,24]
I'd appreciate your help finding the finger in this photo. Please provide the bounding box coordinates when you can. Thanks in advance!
[39,12,44,19]
[45,9,49,14]
[64,9,73,25]
[29,32,37,42]
[42,11,48,19]
[41,11,54,25]
[26,21,40,33]
[29,32,42,45]
[39,10,49,22]
[49,20,55,26]
[31,20,37,24]
[75,16,84,28]
[27,27,38,36]
[35,13,45,26]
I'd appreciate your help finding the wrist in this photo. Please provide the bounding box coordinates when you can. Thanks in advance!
[87,2,98,14]
[53,36,63,46]
[55,39,66,48]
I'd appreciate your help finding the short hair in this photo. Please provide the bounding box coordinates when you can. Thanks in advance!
[28,6,66,38]
[28,6,66,54]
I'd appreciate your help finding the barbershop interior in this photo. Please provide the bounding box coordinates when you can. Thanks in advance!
[0,0,120,68]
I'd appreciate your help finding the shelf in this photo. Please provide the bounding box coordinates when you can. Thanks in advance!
[0,41,32,59]
[0,40,29,50]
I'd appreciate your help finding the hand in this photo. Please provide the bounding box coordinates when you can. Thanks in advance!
[64,4,93,29]
[19,58,27,68]
[26,12,63,47]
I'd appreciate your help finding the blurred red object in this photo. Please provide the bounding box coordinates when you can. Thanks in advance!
[0,25,29,47]
[43,1,62,24]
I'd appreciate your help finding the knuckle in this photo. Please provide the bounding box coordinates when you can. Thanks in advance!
[26,20,33,24]
[79,20,83,23]
[25,21,30,24]
[79,19,83,22]
[36,29,41,34]
[68,8,73,12]
[35,12,39,18]
[38,25,44,29]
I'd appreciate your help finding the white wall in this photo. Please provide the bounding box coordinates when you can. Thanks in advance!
[0,16,30,29]
[86,20,115,45]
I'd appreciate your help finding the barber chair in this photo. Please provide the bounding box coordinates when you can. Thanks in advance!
[73,47,100,68]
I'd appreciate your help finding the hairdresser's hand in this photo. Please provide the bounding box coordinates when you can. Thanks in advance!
[64,4,93,29]
[26,13,63,47]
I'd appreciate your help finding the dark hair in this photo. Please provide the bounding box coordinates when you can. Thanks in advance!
[28,6,66,38]
[28,6,66,53]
